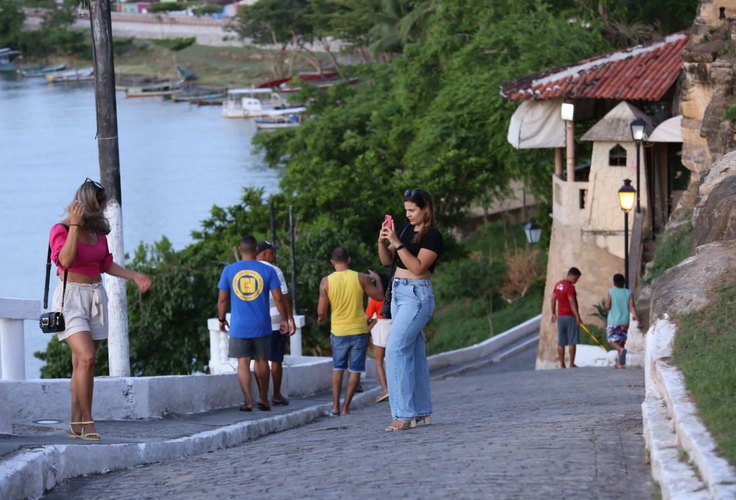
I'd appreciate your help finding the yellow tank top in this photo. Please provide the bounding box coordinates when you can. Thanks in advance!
[327,270,367,335]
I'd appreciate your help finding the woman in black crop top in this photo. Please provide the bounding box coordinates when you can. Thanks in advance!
[378,188,443,431]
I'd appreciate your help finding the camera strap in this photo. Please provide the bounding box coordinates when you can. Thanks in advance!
[43,245,68,311]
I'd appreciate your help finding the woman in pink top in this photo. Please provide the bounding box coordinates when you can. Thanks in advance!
[50,178,151,441]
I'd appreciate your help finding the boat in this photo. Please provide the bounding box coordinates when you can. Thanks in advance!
[221,88,289,118]
[45,67,94,83]
[0,48,22,72]
[19,64,67,77]
[115,75,171,91]
[255,107,306,130]
[169,85,227,103]
[125,80,182,98]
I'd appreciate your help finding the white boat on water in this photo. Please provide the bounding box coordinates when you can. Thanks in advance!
[255,107,306,130]
[222,88,288,118]
[45,66,94,83]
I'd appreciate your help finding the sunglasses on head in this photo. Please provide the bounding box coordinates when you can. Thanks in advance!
[85,178,104,191]
[404,189,420,198]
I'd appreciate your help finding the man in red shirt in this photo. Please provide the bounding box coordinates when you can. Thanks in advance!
[550,267,582,368]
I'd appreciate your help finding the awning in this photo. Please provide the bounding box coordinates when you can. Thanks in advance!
[648,115,682,143]
[507,99,565,149]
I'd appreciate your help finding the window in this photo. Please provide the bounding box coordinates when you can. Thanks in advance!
[609,144,627,167]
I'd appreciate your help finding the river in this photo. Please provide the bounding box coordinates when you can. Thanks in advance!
[0,74,281,378]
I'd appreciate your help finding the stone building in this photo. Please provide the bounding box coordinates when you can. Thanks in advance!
[501,33,690,369]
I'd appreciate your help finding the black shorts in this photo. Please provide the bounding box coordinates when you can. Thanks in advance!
[269,330,288,363]
[228,336,270,360]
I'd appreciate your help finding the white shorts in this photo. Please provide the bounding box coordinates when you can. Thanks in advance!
[51,281,109,341]
[370,318,392,348]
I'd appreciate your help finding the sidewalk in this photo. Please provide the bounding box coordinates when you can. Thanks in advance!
[3,344,655,499]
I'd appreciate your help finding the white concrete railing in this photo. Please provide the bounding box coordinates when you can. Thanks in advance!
[207,314,306,374]
[0,298,41,381]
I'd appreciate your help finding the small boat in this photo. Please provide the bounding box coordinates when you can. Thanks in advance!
[169,85,227,103]
[221,88,289,118]
[0,48,22,72]
[19,64,67,77]
[45,67,94,83]
[255,107,306,130]
[125,80,182,98]
[115,75,170,91]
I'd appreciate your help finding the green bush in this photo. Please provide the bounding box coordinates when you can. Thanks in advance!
[643,222,693,285]
[151,36,196,52]
[149,2,186,13]
[192,4,221,16]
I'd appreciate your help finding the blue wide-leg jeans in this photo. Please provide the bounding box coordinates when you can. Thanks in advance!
[386,278,435,420]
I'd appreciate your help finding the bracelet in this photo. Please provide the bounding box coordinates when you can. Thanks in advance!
[219,318,227,322]
[395,244,405,251]
[69,223,81,227]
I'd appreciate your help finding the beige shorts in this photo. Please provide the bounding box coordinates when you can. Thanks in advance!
[51,281,109,341]
[370,318,392,348]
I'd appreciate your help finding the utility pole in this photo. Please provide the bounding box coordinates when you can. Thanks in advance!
[90,0,130,376]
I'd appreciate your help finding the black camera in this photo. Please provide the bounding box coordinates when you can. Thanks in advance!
[39,312,65,334]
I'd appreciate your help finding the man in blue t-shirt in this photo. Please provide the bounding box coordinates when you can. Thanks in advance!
[218,235,288,412]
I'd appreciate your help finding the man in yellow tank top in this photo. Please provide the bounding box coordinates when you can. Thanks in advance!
[318,247,384,416]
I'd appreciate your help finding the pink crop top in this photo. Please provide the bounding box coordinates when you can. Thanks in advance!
[50,224,114,277]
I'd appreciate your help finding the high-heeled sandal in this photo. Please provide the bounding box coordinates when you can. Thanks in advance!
[415,415,432,426]
[69,421,101,441]
[384,419,416,432]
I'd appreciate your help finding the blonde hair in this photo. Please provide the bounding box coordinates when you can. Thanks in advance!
[73,179,110,234]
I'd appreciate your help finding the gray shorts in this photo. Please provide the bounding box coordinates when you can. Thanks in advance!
[229,336,270,360]
[557,316,579,346]
[52,281,108,342]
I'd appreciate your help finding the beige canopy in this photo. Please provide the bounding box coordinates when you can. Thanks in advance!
[507,99,565,149]
[648,115,682,143]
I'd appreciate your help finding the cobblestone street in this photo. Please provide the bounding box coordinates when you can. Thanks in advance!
[43,347,654,499]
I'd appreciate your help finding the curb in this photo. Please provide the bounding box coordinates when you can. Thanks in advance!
[643,319,736,499]
[0,387,383,500]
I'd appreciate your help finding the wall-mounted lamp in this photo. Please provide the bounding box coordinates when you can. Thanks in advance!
[560,102,575,121]
[523,217,542,245]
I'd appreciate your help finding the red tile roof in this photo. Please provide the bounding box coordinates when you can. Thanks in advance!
[500,32,688,102]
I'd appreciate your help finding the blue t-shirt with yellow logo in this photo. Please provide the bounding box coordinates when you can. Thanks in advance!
[218,260,280,338]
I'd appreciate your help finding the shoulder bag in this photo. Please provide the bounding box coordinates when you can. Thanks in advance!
[39,245,68,334]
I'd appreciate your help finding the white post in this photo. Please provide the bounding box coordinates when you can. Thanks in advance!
[290,315,305,357]
[0,298,40,381]
[105,201,131,377]
[0,319,26,381]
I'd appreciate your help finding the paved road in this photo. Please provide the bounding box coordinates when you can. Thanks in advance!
[43,346,654,499]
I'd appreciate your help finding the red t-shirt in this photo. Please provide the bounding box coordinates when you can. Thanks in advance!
[365,297,385,319]
[553,279,577,317]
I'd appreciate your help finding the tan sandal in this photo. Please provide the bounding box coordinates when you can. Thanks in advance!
[69,420,101,441]
[415,415,432,426]
[384,419,416,432]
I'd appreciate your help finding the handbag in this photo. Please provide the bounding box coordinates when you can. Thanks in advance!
[380,225,409,320]
[39,245,68,334]
[380,279,393,319]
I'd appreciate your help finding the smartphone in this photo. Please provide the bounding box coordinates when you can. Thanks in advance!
[383,214,393,227]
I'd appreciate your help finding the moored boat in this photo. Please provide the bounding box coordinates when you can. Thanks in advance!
[0,48,22,72]
[45,67,94,83]
[221,88,288,118]
[19,64,67,77]
[255,107,306,130]
[125,80,182,98]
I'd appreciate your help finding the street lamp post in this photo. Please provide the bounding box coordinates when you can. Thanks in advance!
[524,217,542,245]
[618,179,636,288]
[630,118,646,213]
